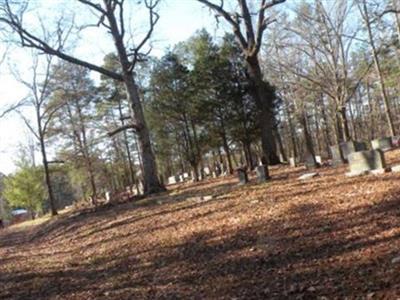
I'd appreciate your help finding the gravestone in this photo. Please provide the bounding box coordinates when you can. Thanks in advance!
[255,165,269,183]
[340,141,368,161]
[179,174,184,182]
[289,157,297,167]
[371,137,393,152]
[347,149,386,175]
[203,167,211,176]
[105,191,111,203]
[220,163,226,175]
[183,172,189,180]
[168,175,180,185]
[138,180,144,194]
[304,153,319,169]
[315,156,322,164]
[330,145,344,166]
[237,168,248,185]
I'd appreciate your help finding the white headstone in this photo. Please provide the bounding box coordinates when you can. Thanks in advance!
[105,191,111,203]
[168,176,177,185]
[204,167,211,175]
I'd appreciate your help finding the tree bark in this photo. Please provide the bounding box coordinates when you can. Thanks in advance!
[39,134,57,216]
[246,56,280,166]
[123,77,164,193]
[361,0,396,136]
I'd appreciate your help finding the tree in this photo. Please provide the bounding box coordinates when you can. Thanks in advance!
[47,61,99,203]
[0,0,165,194]
[358,0,396,136]
[3,164,45,220]
[272,0,372,144]
[148,53,203,180]
[12,54,60,216]
[98,53,138,192]
[198,0,286,171]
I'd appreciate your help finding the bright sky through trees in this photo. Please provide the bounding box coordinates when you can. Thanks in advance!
[0,0,223,174]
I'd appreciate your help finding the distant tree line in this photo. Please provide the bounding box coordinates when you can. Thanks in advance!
[1,0,400,216]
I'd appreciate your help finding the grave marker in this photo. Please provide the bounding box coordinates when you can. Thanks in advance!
[371,137,393,152]
[236,167,248,185]
[255,165,269,183]
[347,149,386,176]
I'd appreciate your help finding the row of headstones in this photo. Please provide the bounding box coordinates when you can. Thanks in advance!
[167,166,229,185]
[237,165,269,185]
[298,136,397,171]
[167,172,191,185]
[237,136,399,185]
[331,136,398,176]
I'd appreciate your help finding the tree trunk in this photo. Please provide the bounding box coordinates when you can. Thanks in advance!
[122,77,164,194]
[300,111,317,165]
[39,134,57,216]
[246,55,279,168]
[117,99,136,193]
[320,95,331,157]
[75,100,98,203]
[106,7,164,194]
[361,0,396,136]
[338,105,351,142]
[275,127,287,162]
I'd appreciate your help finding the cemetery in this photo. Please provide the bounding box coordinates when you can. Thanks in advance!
[2,0,400,299]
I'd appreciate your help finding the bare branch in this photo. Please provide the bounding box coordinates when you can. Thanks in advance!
[0,2,123,81]
[107,123,139,136]
[197,0,248,50]
[0,97,28,119]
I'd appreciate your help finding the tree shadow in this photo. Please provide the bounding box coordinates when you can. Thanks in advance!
[3,166,400,298]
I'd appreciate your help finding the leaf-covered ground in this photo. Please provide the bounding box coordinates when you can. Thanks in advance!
[2,151,400,299]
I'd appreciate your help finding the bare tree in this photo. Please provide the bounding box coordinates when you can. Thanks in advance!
[358,0,396,136]
[12,54,62,216]
[198,0,286,172]
[275,0,372,143]
[0,0,165,194]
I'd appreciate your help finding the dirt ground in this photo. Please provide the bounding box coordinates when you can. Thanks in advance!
[2,150,400,299]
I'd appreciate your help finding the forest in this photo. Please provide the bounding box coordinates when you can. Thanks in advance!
[1,0,400,299]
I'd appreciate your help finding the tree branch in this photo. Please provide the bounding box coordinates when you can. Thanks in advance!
[0,1,123,81]
[107,123,139,136]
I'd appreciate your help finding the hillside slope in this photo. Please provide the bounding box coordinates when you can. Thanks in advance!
[2,152,400,299]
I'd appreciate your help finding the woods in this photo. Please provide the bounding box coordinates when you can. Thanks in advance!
[2,1,400,297]
[0,0,400,213]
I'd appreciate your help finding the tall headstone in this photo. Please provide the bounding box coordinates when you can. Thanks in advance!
[237,168,248,185]
[339,140,368,161]
[289,157,297,167]
[348,149,386,174]
[330,145,344,166]
[304,152,319,169]
[105,191,112,203]
[371,137,393,152]
[203,167,211,176]
[255,165,269,183]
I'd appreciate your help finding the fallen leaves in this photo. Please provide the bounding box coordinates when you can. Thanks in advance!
[2,150,400,298]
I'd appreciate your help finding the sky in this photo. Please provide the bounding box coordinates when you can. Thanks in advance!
[0,0,226,175]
